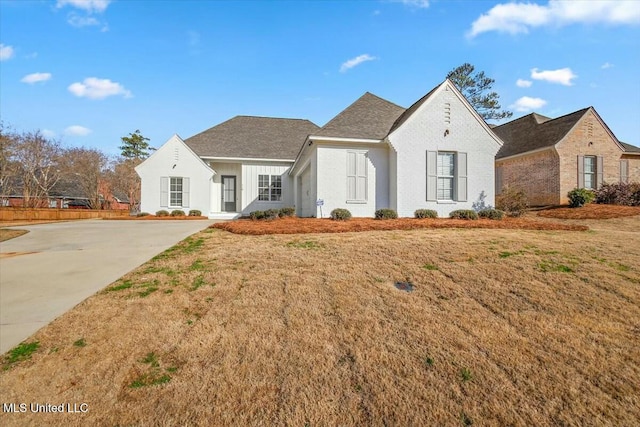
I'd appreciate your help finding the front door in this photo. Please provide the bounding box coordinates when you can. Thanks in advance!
[221,176,236,212]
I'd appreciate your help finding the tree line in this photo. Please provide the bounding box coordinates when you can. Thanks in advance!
[0,123,152,211]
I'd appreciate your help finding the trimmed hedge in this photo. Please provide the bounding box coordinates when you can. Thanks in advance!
[188,209,202,216]
[137,212,150,217]
[414,209,438,219]
[449,209,478,220]
[170,209,186,217]
[375,209,398,220]
[478,208,505,220]
[330,208,352,221]
[279,207,296,218]
[156,210,170,217]
[568,188,595,208]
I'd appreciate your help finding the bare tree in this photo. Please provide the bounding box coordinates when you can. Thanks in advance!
[12,130,62,207]
[0,122,18,204]
[107,157,142,212]
[59,147,109,209]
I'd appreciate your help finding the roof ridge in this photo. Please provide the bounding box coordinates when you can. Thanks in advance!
[233,115,315,122]
[362,91,405,110]
[538,107,590,126]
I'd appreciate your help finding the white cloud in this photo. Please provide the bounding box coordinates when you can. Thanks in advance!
[56,0,111,13]
[468,0,640,38]
[511,96,547,112]
[516,79,532,88]
[67,13,100,27]
[601,62,614,69]
[68,77,132,100]
[21,72,52,84]
[340,54,377,73]
[531,67,577,86]
[392,0,430,8]
[0,44,15,61]
[64,125,92,136]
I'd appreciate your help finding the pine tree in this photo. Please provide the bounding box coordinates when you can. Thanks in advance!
[447,63,512,121]
[119,130,152,160]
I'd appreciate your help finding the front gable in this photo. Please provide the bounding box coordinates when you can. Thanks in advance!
[386,80,503,217]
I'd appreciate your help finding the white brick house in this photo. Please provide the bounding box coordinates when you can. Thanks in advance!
[137,79,503,218]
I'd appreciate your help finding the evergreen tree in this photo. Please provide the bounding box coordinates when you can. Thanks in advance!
[447,63,513,121]
[119,130,152,160]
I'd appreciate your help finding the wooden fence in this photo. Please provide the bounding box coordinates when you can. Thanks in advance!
[0,207,130,221]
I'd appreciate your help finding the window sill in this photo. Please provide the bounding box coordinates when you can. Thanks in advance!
[436,200,457,204]
[346,200,367,204]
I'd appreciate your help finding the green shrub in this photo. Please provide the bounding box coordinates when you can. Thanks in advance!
[478,208,505,220]
[279,207,296,218]
[264,209,280,220]
[170,209,186,217]
[156,210,170,217]
[449,209,478,220]
[136,212,150,217]
[330,208,352,221]
[249,210,265,220]
[188,209,202,216]
[568,188,595,208]
[496,187,528,217]
[375,209,398,220]
[414,209,438,219]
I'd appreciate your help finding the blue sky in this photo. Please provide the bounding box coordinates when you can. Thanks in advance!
[1,0,639,155]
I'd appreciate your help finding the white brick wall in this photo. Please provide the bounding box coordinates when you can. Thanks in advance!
[388,81,502,217]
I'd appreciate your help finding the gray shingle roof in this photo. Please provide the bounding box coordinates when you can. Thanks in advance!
[314,92,406,140]
[494,108,590,159]
[185,116,319,160]
[621,141,640,153]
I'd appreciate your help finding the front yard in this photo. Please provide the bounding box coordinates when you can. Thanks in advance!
[1,214,639,425]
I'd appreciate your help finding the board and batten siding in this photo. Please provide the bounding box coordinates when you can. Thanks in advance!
[241,162,293,214]
[388,82,501,217]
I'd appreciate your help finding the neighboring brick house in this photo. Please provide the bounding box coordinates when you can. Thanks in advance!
[493,107,640,206]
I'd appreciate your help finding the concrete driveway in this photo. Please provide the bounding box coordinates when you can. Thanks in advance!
[0,219,214,354]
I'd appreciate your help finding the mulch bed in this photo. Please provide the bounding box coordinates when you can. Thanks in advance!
[212,217,587,235]
[104,216,208,220]
[536,204,640,220]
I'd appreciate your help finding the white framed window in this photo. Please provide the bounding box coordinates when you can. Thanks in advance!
[170,177,183,207]
[583,156,596,189]
[160,176,189,208]
[578,155,602,190]
[347,151,367,202]
[427,151,467,202]
[258,175,282,202]
[437,152,455,200]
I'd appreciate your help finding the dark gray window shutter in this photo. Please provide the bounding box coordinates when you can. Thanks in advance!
[456,152,468,202]
[426,151,437,201]
[496,166,503,195]
[577,155,584,188]
[620,160,629,183]
[160,177,168,207]
[183,177,190,208]
[596,156,604,188]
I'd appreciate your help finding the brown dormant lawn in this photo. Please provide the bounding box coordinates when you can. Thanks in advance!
[1,215,639,425]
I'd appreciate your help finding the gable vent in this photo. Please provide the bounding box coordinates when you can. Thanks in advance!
[587,120,593,138]
[174,147,179,162]
[444,103,451,124]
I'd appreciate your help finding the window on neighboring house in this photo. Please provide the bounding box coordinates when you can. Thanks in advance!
[258,175,282,202]
[583,156,596,189]
[437,152,455,200]
[427,151,467,202]
[347,151,367,202]
[578,155,602,190]
[49,199,58,208]
[170,177,183,206]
